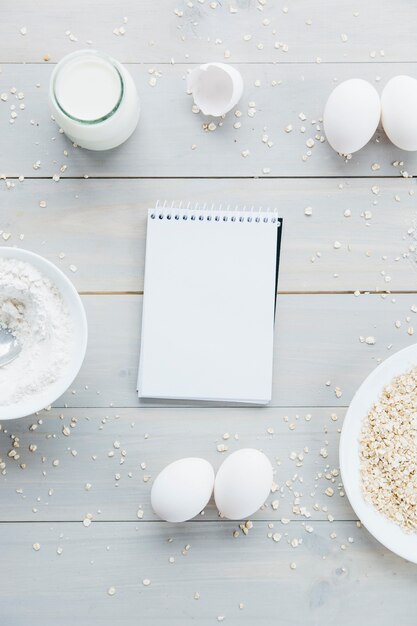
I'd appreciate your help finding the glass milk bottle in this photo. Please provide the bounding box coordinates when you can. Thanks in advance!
[49,50,140,151]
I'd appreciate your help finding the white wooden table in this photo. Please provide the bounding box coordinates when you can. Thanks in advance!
[2,1,417,623]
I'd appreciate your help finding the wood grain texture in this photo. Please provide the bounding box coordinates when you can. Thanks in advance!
[47,293,417,409]
[1,62,417,177]
[0,407,348,522]
[2,520,417,626]
[1,0,416,64]
[1,177,417,293]
[2,1,417,620]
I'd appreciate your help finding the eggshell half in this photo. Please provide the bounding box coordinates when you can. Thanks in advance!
[187,62,243,117]
[323,78,381,154]
[381,75,417,151]
[151,457,215,523]
[214,448,273,520]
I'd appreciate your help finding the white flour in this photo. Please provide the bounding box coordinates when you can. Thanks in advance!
[0,258,73,406]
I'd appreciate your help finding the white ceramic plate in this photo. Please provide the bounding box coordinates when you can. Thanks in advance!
[340,343,417,563]
[0,247,88,420]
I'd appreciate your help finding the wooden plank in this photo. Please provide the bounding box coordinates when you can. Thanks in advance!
[1,520,417,625]
[1,62,417,177]
[20,292,416,409]
[3,1,417,619]
[1,0,416,64]
[0,407,348,522]
[1,177,417,293]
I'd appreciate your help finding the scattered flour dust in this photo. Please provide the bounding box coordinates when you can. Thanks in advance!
[0,258,73,406]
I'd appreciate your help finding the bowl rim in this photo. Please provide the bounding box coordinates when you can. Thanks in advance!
[0,247,88,420]
[339,342,417,563]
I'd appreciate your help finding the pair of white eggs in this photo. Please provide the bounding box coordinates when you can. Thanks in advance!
[324,76,417,154]
[151,448,273,522]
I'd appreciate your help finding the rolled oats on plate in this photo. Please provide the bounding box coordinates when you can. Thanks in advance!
[360,367,417,532]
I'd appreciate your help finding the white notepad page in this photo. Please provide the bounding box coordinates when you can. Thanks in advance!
[138,207,281,403]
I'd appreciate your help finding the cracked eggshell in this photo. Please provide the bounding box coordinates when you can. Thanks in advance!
[187,62,243,117]
[381,75,417,151]
[214,448,273,520]
[323,79,381,155]
[151,457,215,523]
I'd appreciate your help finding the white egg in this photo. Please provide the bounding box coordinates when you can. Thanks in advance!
[323,78,381,155]
[214,448,273,520]
[187,62,244,117]
[151,457,214,523]
[381,75,417,151]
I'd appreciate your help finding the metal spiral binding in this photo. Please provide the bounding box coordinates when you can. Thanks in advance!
[149,200,281,225]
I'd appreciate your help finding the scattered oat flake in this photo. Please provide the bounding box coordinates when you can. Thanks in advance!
[32,542,41,551]
[107,587,116,596]
[143,578,151,586]
[360,366,417,531]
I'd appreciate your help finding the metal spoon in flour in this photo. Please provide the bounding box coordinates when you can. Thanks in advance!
[0,328,21,367]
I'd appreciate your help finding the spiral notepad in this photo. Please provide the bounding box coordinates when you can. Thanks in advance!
[137,204,282,404]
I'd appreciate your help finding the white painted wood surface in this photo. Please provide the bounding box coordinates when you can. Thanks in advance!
[0,407,349,521]
[1,1,417,623]
[2,178,417,293]
[4,521,417,626]
[2,62,417,177]
[50,294,417,408]
[2,0,417,64]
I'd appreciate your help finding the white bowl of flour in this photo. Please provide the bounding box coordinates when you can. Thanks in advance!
[0,248,88,419]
